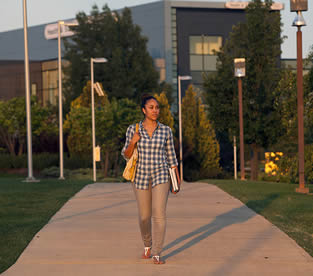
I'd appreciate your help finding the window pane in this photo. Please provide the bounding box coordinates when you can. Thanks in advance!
[190,55,203,71]
[204,55,218,71]
[190,36,203,54]
[31,83,37,96]
[204,36,222,54]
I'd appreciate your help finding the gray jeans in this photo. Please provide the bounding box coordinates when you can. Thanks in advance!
[132,180,170,256]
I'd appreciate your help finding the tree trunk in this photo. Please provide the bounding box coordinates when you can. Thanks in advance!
[250,143,260,181]
[103,150,109,177]
[114,151,119,177]
[18,141,24,156]
[0,131,16,155]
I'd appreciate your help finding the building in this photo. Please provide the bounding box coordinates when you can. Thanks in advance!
[0,1,285,105]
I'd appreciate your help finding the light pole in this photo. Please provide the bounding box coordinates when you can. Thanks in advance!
[234,58,246,180]
[91,58,107,182]
[58,20,78,180]
[290,0,309,194]
[23,0,37,182]
[234,136,237,180]
[177,75,192,181]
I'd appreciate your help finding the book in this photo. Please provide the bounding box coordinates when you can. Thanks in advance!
[169,167,179,193]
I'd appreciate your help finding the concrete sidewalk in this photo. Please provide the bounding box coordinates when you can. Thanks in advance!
[2,182,313,276]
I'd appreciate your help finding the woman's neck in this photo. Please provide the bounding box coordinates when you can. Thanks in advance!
[143,117,157,127]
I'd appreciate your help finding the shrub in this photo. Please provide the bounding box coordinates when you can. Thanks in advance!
[276,144,313,184]
[64,155,92,170]
[33,153,59,170]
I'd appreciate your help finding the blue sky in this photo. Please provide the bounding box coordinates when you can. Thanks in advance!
[0,0,312,58]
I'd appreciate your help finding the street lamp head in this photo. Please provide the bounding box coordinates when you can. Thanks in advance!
[292,11,306,27]
[179,75,192,81]
[59,20,78,27]
[92,57,108,63]
[290,0,308,12]
[234,58,246,78]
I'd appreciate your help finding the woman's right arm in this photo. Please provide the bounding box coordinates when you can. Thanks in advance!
[121,125,140,160]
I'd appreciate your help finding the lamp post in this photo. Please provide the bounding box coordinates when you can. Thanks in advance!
[58,20,78,180]
[23,0,37,182]
[177,75,192,181]
[290,0,309,194]
[91,58,107,182]
[234,58,246,180]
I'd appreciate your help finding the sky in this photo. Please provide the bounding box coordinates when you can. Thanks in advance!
[0,0,312,59]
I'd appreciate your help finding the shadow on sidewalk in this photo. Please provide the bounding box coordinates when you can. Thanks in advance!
[50,199,136,223]
[163,194,278,260]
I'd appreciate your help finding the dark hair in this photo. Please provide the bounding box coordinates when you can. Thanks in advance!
[141,94,158,109]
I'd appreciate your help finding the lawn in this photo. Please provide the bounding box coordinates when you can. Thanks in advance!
[202,179,313,257]
[0,176,92,274]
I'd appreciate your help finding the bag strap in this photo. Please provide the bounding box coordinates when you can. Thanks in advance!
[134,123,139,149]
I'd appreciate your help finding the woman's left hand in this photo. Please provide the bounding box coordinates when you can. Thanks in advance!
[173,166,181,187]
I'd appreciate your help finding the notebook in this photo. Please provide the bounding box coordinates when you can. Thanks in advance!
[169,167,179,193]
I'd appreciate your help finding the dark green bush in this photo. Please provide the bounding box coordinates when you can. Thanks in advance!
[33,153,59,170]
[277,144,313,184]
[64,155,92,170]
[0,153,92,171]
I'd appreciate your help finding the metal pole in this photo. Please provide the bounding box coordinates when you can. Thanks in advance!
[58,21,65,180]
[234,136,237,180]
[23,0,35,182]
[178,76,183,181]
[238,78,245,180]
[91,59,96,182]
[295,27,308,193]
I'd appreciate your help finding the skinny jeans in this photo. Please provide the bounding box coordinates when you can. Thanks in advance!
[132,180,170,256]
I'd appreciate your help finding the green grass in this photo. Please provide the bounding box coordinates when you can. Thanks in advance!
[202,179,313,257]
[0,177,92,274]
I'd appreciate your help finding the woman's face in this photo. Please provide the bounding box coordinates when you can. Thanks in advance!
[142,99,160,121]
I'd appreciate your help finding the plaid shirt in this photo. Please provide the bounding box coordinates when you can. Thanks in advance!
[122,121,178,190]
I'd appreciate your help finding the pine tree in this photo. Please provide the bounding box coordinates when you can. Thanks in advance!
[154,92,174,131]
[182,85,220,180]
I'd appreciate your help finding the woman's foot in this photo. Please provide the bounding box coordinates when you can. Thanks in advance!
[142,247,151,259]
[152,255,165,264]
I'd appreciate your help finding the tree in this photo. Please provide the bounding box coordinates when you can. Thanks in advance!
[63,5,159,111]
[203,0,284,180]
[64,81,142,177]
[0,97,57,156]
[307,45,313,93]
[182,85,220,180]
[154,92,174,131]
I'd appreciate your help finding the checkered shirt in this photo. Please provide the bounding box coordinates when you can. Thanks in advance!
[122,121,178,190]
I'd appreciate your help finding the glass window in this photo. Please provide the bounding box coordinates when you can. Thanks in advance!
[190,55,203,71]
[31,83,37,96]
[203,36,222,54]
[42,69,58,106]
[189,35,222,73]
[190,36,203,54]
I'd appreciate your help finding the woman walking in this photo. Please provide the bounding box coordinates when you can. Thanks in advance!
[122,94,180,264]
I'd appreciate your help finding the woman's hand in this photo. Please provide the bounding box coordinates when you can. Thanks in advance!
[172,166,181,189]
[124,130,140,159]
[130,131,140,145]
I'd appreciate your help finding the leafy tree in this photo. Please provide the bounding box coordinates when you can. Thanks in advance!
[154,92,174,131]
[272,70,297,153]
[203,0,284,180]
[63,4,159,111]
[307,45,313,93]
[64,81,113,174]
[0,97,57,156]
[64,81,141,176]
[182,85,220,180]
